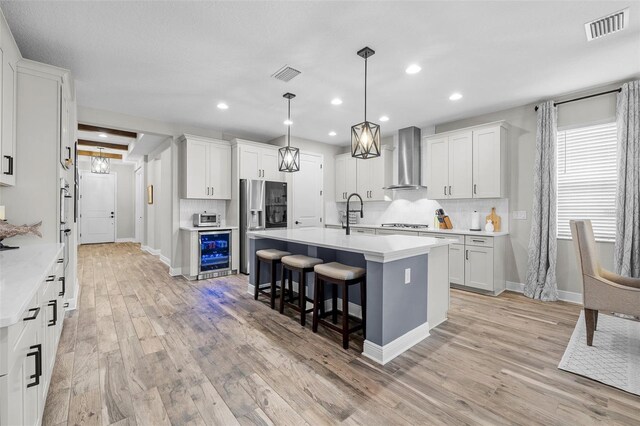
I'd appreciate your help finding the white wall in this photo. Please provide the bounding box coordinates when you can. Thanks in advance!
[435,82,622,295]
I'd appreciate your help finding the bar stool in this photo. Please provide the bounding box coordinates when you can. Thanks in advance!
[279,255,323,326]
[312,262,366,349]
[254,249,291,309]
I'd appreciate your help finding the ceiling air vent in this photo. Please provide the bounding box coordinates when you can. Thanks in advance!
[585,8,629,41]
[271,65,301,82]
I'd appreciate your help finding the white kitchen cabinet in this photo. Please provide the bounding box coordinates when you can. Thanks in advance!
[179,135,231,200]
[0,12,19,187]
[448,243,465,285]
[335,153,357,201]
[422,122,507,200]
[238,144,284,182]
[464,245,494,291]
[336,147,391,202]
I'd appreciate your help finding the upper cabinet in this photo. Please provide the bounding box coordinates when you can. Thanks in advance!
[179,135,231,200]
[0,13,20,186]
[335,147,392,202]
[238,143,284,182]
[422,122,508,199]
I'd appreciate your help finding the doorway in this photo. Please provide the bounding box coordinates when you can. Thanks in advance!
[135,167,144,243]
[292,152,323,227]
[80,171,116,244]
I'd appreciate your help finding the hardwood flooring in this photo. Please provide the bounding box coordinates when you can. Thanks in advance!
[45,242,640,425]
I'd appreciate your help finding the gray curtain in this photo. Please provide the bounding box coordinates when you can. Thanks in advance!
[614,80,640,278]
[524,100,558,301]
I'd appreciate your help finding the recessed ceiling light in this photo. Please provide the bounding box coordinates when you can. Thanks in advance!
[449,93,463,101]
[329,131,337,136]
[217,102,229,110]
[331,98,343,105]
[405,64,421,74]
[379,115,389,122]
[98,133,108,138]
[283,119,293,126]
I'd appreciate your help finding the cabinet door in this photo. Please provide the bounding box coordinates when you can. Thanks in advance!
[0,46,17,186]
[448,132,472,199]
[472,127,501,198]
[239,146,260,180]
[356,158,369,199]
[5,326,40,426]
[345,156,358,195]
[424,136,449,199]
[464,245,494,291]
[261,148,284,182]
[359,154,385,201]
[208,143,231,199]
[335,155,346,201]
[185,140,209,198]
[448,243,465,285]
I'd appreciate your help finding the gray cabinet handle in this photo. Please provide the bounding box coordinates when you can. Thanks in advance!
[444,186,447,196]
[466,250,469,260]
[207,187,210,196]
[474,184,477,194]
[449,185,452,195]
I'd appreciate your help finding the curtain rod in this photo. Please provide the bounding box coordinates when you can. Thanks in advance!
[534,88,621,111]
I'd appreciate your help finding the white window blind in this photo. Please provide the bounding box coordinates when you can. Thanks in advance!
[557,122,617,241]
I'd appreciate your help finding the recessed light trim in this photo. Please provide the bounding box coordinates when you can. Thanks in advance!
[329,131,337,136]
[331,98,343,105]
[283,119,293,126]
[449,93,463,101]
[217,102,229,110]
[405,64,421,74]
[379,115,389,122]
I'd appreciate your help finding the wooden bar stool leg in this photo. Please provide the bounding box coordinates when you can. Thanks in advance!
[360,277,366,339]
[254,255,260,300]
[300,271,307,326]
[342,283,349,349]
[331,284,338,324]
[270,261,277,309]
[279,264,287,314]
[288,269,294,302]
[312,275,321,333]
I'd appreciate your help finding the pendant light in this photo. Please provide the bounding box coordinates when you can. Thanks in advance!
[91,148,110,174]
[278,92,300,172]
[351,46,380,159]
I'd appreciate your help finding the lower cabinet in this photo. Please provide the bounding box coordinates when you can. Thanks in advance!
[0,253,66,426]
[464,245,494,291]
[448,243,465,285]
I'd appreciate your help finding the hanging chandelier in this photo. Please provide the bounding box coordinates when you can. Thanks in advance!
[351,46,380,159]
[278,92,300,172]
[91,148,110,174]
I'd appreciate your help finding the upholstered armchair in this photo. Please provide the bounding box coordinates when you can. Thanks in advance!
[570,220,640,346]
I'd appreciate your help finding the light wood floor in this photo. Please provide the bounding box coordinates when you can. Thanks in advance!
[44,242,640,426]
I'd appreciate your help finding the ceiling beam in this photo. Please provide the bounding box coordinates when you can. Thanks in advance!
[78,123,137,139]
[78,150,122,160]
[78,139,129,151]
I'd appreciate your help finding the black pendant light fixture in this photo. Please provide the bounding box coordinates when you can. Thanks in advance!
[351,46,380,159]
[278,92,300,172]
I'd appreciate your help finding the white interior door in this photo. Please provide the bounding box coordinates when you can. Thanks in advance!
[292,152,323,228]
[80,171,116,244]
[135,167,144,243]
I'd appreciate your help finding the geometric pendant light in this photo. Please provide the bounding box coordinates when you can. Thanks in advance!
[278,92,300,172]
[351,46,381,159]
[91,147,110,174]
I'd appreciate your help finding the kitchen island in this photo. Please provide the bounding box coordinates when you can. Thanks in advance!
[247,227,451,364]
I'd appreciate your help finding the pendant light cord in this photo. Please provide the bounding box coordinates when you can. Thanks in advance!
[287,98,291,148]
[364,56,367,121]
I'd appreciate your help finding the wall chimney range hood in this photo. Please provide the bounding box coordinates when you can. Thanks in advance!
[384,126,427,190]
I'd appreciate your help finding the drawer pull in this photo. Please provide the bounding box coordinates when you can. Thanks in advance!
[59,276,66,296]
[26,344,42,388]
[48,300,58,327]
[472,239,485,243]
[63,302,69,308]
[46,275,56,282]
[24,307,40,321]
[57,258,64,264]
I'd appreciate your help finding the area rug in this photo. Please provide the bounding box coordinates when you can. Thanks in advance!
[558,311,640,396]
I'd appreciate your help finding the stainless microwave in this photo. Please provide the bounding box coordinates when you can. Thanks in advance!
[193,212,220,227]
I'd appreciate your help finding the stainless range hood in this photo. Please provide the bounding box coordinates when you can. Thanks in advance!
[384,126,427,190]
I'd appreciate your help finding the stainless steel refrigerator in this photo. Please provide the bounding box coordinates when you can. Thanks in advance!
[240,179,288,274]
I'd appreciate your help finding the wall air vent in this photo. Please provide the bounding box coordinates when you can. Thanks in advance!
[271,65,301,82]
[585,8,629,41]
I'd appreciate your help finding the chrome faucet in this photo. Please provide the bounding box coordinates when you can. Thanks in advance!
[344,193,364,235]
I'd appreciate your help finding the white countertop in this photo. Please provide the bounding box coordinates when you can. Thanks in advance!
[247,227,451,262]
[325,223,509,237]
[180,225,238,232]
[0,243,64,328]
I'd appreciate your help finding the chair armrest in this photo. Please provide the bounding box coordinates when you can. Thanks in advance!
[600,269,640,289]
[584,274,640,316]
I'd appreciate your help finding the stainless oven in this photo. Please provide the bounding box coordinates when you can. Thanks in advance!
[193,212,221,227]
[198,230,232,279]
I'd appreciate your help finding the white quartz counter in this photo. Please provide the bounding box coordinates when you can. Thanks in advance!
[248,227,451,262]
[0,243,64,327]
[180,225,238,232]
[325,223,509,237]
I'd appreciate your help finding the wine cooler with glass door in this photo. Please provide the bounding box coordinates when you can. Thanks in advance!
[198,230,232,279]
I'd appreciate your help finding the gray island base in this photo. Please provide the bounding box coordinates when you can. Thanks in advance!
[247,227,450,364]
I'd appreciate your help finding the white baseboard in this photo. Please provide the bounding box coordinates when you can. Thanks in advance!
[506,281,582,304]
[115,238,135,243]
[363,321,430,365]
[159,255,171,267]
[169,267,182,276]
[141,245,160,255]
[65,278,80,311]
